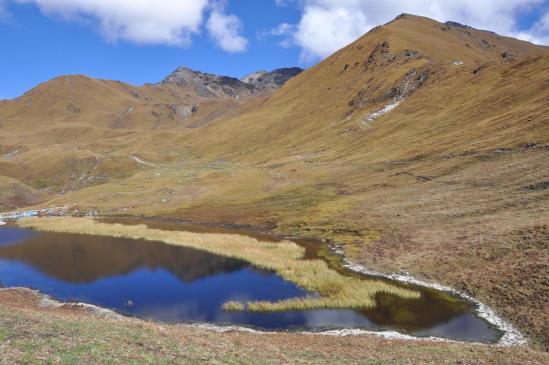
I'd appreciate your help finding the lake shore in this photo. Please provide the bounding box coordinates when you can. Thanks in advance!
[1,287,548,365]
[16,217,420,312]
[7,216,518,344]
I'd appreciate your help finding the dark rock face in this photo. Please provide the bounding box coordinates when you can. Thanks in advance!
[479,39,495,49]
[240,67,304,90]
[161,67,253,98]
[502,51,517,60]
[161,66,303,99]
[445,21,471,29]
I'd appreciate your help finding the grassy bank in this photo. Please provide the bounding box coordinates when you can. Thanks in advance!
[17,217,419,311]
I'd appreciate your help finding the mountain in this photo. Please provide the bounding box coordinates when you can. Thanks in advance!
[161,66,303,98]
[240,67,304,90]
[0,14,548,347]
[161,66,254,98]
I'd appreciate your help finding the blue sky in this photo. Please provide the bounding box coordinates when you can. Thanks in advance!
[1,0,548,100]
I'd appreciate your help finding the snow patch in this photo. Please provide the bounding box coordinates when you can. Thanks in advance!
[2,149,20,159]
[130,155,155,167]
[361,100,401,126]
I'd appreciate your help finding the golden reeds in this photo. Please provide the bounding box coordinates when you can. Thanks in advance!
[18,217,420,312]
[222,301,245,311]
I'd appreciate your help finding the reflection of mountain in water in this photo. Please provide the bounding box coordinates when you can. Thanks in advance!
[0,231,248,283]
[362,291,471,332]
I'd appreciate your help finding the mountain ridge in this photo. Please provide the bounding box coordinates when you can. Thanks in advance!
[160,66,304,98]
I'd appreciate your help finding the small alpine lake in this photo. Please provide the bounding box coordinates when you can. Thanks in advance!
[0,222,502,343]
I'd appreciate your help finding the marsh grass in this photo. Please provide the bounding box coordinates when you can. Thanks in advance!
[18,217,420,312]
[222,301,245,311]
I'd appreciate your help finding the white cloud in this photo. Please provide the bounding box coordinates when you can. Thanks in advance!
[294,4,371,61]
[206,2,248,52]
[7,0,248,51]
[514,11,549,44]
[13,0,210,46]
[0,0,10,21]
[268,23,296,37]
[272,0,548,61]
[257,23,296,48]
[274,0,293,6]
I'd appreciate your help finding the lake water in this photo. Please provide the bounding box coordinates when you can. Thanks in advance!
[0,225,501,342]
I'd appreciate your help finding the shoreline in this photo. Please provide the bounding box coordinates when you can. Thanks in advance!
[0,287,510,347]
[2,216,526,346]
[333,251,527,346]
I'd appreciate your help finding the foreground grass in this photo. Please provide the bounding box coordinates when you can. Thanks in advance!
[1,290,548,365]
[18,217,419,311]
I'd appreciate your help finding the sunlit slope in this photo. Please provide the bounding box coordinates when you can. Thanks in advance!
[1,14,546,193]
[0,71,263,131]
[1,14,547,223]
[0,73,271,192]
[0,14,548,345]
[178,14,547,163]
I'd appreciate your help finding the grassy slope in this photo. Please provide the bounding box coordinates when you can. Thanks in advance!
[0,13,548,354]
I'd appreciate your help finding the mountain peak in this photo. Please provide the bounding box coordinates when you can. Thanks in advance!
[161,66,303,98]
[240,67,304,90]
[161,67,252,98]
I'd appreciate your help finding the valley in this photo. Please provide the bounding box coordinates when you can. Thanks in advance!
[0,13,548,363]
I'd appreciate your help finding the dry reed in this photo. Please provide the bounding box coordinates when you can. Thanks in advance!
[18,217,420,312]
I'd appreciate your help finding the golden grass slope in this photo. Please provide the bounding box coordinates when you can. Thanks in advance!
[0,176,45,210]
[0,15,547,196]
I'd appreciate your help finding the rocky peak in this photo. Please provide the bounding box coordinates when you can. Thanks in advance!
[240,67,304,90]
[161,67,253,98]
[445,21,471,29]
[161,66,303,99]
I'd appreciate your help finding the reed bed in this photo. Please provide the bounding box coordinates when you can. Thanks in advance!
[19,217,420,312]
[222,301,245,311]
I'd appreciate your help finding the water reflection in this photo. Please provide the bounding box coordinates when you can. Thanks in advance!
[0,227,38,247]
[0,227,501,342]
[0,231,247,283]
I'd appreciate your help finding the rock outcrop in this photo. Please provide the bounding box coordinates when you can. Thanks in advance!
[240,67,303,90]
[161,66,303,99]
[161,67,253,98]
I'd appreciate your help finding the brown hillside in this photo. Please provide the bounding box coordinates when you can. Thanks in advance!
[1,14,548,348]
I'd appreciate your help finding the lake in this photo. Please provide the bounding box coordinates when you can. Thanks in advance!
[0,224,501,342]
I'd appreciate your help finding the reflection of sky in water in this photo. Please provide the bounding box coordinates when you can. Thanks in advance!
[0,228,501,342]
[0,228,38,247]
[301,309,375,329]
[412,313,496,342]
